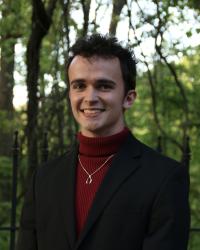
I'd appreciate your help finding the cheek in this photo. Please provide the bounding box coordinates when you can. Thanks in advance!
[69,92,78,105]
[70,97,83,113]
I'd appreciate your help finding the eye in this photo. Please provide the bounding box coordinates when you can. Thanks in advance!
[99,84,112,90]
[96,80,115,91]
[71,81,85,90]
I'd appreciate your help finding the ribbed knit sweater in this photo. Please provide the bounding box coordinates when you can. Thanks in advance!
[75,127,129,236]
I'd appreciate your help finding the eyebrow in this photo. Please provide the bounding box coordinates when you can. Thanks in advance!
[70,79,85,85]
[95,78,116,85]
[70,78,116,85]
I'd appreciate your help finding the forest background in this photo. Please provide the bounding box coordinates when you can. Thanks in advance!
[0,0,200,249]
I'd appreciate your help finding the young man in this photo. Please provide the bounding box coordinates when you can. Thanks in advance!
[17,34,190,250]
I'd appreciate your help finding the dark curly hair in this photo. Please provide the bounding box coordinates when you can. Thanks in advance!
[67,34,137,93]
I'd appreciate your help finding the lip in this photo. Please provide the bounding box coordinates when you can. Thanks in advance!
[80,108,105,117]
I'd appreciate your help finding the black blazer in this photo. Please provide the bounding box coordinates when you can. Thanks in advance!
[17,133,190,250]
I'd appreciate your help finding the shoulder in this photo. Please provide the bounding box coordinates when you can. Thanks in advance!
[127,132,186,180]
[127,134,189,205]
[127,133,179,163]
[35,142,78,180]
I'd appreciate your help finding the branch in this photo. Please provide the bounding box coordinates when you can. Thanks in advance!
[80,0,92,36]
[153,0,189,144]
[126,0,183,150]
[109,0,126,35]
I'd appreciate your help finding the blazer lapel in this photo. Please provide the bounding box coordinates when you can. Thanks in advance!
[75,134,142,249]
[57,142,79,249]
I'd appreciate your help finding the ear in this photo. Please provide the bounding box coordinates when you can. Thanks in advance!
[123,90,136,109]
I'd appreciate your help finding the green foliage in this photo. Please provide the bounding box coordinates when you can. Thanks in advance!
[0,111,14,133]
[0,0,31,40]
[0,156,12,201]
[0,157,12,248]
[0,231,9,250]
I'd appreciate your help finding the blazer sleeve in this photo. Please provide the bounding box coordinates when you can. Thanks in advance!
[16,172,38,250]
[142,164,190,250]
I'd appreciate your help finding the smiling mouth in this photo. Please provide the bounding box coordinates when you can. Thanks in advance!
[80,108,105,115]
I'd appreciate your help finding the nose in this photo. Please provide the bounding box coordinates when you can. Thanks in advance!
[84,86,99,104]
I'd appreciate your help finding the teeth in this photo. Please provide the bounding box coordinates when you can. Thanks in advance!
[83,110,101,114]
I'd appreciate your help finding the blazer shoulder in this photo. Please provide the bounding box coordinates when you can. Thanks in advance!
[134,136,179,162]
[36,142,78,179]
[131,136,189,197]
[130,134,184,175]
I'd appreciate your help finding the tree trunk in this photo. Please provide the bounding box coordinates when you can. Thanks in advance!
[26,0,57,178]
[81,0,91,36]
[109,0,126,35]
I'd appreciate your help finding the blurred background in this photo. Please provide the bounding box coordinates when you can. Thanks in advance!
[0,0,200,249]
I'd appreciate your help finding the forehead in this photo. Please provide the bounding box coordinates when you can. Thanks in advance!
[68,55,121,72]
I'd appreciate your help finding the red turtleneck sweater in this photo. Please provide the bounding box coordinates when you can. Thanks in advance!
[75,127,129,236]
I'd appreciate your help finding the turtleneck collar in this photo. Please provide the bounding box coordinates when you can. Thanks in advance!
[77,127,130,157]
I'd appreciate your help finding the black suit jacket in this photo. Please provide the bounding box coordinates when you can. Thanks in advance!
[17,133,190,250]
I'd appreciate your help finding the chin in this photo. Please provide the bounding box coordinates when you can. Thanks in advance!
[82,126,104,136]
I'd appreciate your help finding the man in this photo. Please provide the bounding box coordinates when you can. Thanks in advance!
[17,34,190,250]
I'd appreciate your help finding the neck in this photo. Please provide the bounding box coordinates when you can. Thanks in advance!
[80,130,122,138]
[77,127,130,157]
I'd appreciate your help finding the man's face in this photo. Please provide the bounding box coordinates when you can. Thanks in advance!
[68,55,136,137]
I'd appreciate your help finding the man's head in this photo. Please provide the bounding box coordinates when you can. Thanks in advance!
[67,34,137,94]
[67,34,137,137]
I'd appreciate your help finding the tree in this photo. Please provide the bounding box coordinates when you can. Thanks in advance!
[109,0,126,35]
[26,0,57,178]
